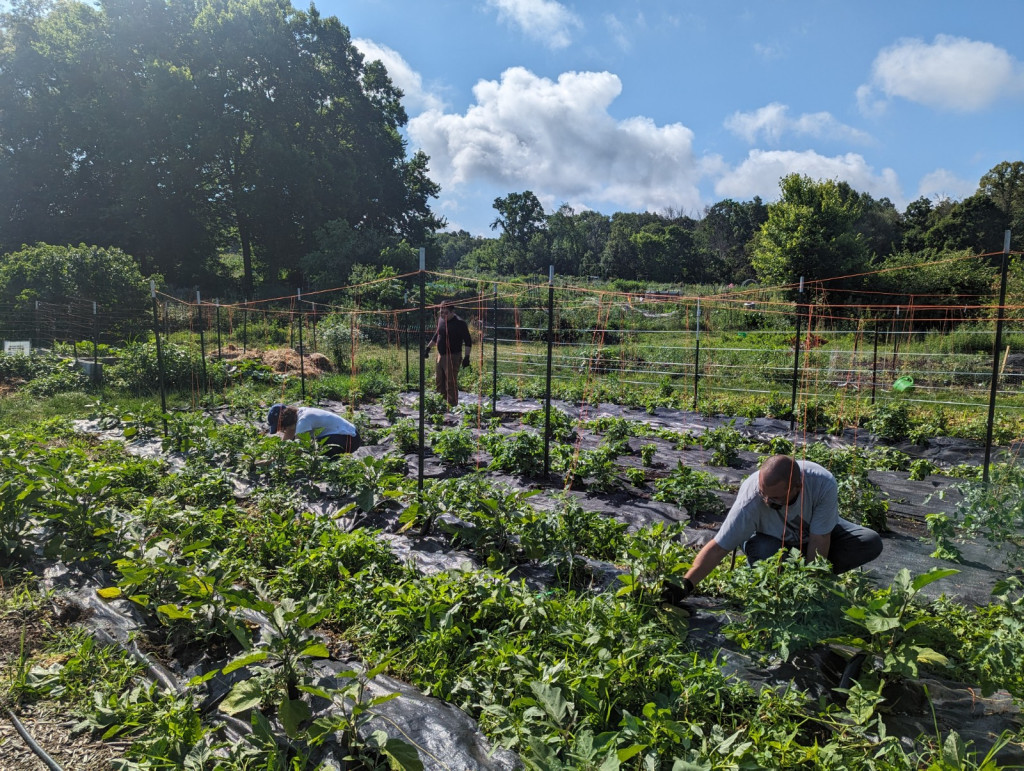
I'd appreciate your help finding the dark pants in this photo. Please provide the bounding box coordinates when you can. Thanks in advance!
[435,354,461,407]
[743,521,883,574]
[320,433,361,457]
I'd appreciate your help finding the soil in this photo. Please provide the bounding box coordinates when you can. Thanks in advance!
[0,593,122,770]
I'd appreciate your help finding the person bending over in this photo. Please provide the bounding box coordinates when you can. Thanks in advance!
[424,302,473,407]
[666,454,883,602]
[267,404,361,456]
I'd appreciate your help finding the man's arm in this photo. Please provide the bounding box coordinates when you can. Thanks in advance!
[684,539,730,585]
[807,532,831,562]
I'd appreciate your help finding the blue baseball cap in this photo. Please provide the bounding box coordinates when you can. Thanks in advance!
[267,404,284,433]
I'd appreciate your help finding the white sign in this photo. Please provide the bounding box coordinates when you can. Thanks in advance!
[4,340,31,356]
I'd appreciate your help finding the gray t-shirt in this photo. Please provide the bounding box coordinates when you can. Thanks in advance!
[295,407,357,439]
[713,460,842,551]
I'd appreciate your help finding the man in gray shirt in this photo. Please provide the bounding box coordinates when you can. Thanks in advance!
[666,455,883,601]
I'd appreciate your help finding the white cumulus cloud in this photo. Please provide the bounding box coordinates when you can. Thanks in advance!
[408,67,704,215]
[917,169,977,201]
[859,34,1024,113]
[725,103,872,145]
[353,38,445,115]
[485,0,582,49]
[714,149,903,205]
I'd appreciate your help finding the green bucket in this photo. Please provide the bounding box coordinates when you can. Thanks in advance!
[892,376,914,393]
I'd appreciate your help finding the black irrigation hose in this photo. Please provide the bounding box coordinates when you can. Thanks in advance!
[5,707,66,771]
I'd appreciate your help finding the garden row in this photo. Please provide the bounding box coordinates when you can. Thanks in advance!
[1,386,1023,768]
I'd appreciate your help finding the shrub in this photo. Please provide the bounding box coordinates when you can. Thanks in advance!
[431,426,475,466]
[653,461,724,516]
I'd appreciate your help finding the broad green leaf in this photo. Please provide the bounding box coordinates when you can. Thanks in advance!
[299,642,330,658]
[864,615,901,634]
[911,568,959,592]
[529,680,569,724]
[914,646,950,666]
[187,669,220,686]
[222,651,269,674]
[220,679,264,715]
[156,604,194,621]
[617,744,646,762]
[96,587,122,599]
[279,696,311,739]
[382,736,424,771]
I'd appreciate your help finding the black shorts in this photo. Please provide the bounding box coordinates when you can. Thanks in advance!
[320,433,361,456]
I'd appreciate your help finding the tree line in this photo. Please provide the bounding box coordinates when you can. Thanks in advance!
[1,1,1022,310]
[0,0,441,298]
[436,164,1023,295]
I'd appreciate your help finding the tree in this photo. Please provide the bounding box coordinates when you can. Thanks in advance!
[923,194,1006,255]
[600,212,664,280]
[491,192,546,248]
[695,198,767,283]
[547,205,610,277]
[0,243,152,337]
[751,175,868,288]
[978,161,1024,235]
[0,0,443,295]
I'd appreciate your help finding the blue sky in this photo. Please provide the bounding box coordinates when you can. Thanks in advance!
[334,2,1021,235]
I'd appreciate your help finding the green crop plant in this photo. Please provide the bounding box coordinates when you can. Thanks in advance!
[700,420,744,466]
[825,568,958,725]
[865,401,913,441]
[721,553,872,661]
[551,443,621,492]
[837,469,890,532]
[522,406,577,443]
[203,584,332,738]
[950,462,1024,569]
[625,466,646,486]
[431,425,476,466]
[652,461,724,517]
[483,429,546,477]
[391,417,421,454]
[639,443,657,467]
[925,513,963,563]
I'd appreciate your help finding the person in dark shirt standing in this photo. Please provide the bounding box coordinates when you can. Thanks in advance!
[424,302,473,407]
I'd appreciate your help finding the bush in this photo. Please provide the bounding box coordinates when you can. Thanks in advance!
[431,426,475,466]
[0,243,152,340]
[107,342,227,393]
[24,362,92,396]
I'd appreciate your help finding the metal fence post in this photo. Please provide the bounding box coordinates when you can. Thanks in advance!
[196,291,208,393]
[789,277,805,431]
[984,230,1012,483]
[543,266,555,478]
[151,281,168,436]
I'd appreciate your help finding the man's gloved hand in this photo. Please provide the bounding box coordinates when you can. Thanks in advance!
[462,355,471,368]
[660,577,694,606]
[423,347,431,359]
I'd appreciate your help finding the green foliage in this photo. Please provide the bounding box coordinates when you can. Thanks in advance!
[391,418,421,454]
[431,426,476,466]
[865,401,913,441]
[951,463,1024,569]
[837,469,890,532]
[826,568,958,725]
[722,554,869,661]
[23,360,92,396]
[0,244,151,338]
[483,430,546,477]
[699,420,744,466]
[752,174,868,286]
[522,407,576,443]
[925,513,963,562]
[652,461,724,516]
[639,443,657,467]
